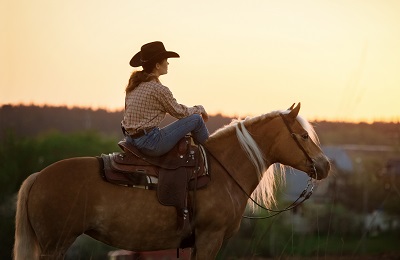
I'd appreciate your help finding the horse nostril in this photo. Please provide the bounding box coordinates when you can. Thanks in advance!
[309,157,331,180]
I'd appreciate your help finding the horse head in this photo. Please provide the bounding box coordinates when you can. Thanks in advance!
[271,103,330,180]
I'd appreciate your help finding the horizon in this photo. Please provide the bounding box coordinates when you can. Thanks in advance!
[1,1,399,123]
[2,102,399,124]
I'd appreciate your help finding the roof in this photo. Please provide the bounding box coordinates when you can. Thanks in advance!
[323,146,353,172]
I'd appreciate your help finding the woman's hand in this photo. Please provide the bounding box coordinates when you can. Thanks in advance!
[195,105,209,122]
[201,110,209,122]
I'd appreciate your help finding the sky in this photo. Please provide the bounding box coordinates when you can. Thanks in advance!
[1,0,400,122]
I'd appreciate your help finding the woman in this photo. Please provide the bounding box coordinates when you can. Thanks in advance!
[121,41,209,157]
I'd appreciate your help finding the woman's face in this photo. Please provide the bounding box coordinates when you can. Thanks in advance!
[156,59,169,76]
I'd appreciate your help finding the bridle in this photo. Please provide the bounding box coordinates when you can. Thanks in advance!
[207,113,318,219]
[279,113,318,179]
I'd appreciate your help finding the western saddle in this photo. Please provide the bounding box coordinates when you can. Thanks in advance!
[100,136,210,247]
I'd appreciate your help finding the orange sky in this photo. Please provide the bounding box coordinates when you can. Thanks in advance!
[1,0,400,122]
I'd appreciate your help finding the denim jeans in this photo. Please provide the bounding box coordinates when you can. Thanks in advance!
[127,114,209,157]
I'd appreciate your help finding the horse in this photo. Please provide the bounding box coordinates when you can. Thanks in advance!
[14,103,330,260]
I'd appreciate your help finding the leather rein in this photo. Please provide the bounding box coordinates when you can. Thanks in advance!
[206,113,317,219]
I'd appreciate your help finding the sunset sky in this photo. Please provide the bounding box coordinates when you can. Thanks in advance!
[1,0,399,122]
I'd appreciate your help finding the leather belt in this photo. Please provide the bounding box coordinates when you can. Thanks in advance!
[129,127,155,139]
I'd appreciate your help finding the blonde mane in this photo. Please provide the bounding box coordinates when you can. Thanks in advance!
[208,109,318,209]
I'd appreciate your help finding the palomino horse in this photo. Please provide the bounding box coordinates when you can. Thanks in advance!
[14,103,330,260]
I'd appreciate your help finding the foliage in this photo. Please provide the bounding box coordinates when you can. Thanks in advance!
[300,204,363,236]
[0,105,124,138]
[329,153,400,216]
[0,130,119,260]
[273,232,400,257]
[217,214,290,259]
[217,208,400,259]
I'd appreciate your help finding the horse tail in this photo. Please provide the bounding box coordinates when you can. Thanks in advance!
[13,172,40,260]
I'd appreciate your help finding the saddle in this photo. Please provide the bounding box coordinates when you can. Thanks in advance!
[100,136,210,246]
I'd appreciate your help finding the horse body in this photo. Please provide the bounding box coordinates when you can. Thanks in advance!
[24,158,249,259]
[14,104,330,259]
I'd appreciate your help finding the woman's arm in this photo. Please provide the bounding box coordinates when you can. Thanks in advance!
[157,84,206,120]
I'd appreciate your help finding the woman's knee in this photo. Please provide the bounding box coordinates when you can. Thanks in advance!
[189,113,203,124]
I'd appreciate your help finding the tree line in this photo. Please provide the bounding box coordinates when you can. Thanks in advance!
[1,104,399,146]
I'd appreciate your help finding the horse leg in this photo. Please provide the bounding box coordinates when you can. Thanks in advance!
[191,231,224,260]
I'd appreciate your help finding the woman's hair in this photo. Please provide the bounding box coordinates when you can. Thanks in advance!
[125,59,163,93]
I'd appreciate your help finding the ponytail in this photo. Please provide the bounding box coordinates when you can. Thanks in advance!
[125,60,160,93]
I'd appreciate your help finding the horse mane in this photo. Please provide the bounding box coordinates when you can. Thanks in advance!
[208,109,319,209]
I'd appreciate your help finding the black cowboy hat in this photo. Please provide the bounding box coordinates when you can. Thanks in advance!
[129,41,180,67]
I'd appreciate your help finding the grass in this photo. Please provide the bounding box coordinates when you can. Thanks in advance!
[279,232,400,257]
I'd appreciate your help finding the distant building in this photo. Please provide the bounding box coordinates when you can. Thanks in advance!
[281,146,354,233]
[283,145,353,203]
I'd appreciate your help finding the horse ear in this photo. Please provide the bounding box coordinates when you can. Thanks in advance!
[288,102,301,119]
[288,103,295,110]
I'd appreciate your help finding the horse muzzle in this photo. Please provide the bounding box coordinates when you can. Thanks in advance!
[308,156,331,180]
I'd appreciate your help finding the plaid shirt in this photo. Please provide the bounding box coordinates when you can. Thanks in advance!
[121,81,205,135]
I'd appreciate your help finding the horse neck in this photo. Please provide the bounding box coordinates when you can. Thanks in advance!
[244,116,281,164]
[205,120,276,195]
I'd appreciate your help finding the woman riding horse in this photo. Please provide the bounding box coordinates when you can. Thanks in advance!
[121,41,209,157]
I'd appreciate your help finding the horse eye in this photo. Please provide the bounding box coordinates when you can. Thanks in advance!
[302,133,309,140]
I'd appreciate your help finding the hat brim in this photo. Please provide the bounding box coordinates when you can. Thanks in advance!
[130,51,180,67]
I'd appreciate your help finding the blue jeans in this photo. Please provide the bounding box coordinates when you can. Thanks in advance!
[127,114,209,157]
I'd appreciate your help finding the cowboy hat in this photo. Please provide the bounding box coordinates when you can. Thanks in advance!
[129,41,180,67]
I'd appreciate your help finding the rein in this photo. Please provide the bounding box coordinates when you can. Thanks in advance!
[206,113,318,219]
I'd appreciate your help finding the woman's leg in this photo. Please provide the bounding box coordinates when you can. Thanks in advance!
[153,114,209,156]
[127,114,208,157]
